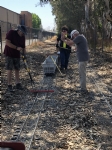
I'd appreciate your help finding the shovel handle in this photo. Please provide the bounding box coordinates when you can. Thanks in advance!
[50,56,63,75]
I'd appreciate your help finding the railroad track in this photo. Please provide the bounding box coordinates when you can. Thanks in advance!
[87,53,112,117]
[1,49,112,149]
[1,75,55,150]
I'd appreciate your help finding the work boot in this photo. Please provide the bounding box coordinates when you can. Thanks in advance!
[7,85,14,92]
[75,89,88,94]
[64,68,68,73]
[81,89,89,95]
[16,83,23,90]
[60,67,64,71]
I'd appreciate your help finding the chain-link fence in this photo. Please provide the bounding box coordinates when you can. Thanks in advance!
[0,21,56,53]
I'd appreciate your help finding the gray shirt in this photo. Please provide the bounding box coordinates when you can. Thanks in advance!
[73,34,89,62]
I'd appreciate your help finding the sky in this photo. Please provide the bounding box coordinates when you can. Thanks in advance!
[0,0,55,30]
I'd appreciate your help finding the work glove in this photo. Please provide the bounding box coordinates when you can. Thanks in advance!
[56,44,59,48]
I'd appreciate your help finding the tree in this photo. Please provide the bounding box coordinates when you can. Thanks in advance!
[32,13,41,29]
[37,0,112,37]
[37,0,85,33]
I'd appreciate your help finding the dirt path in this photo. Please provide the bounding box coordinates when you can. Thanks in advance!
[1,41,112,150]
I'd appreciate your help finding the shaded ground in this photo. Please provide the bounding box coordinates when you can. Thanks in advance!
[1,40,112,150]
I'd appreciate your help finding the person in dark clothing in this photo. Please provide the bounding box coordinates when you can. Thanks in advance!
[56,25,71,71]
[62,29,89,93]
[4,25,27,92]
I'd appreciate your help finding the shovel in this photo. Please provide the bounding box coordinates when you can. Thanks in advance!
[50,55,66,78]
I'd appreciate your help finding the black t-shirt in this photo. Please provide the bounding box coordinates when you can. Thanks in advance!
[4,30,25,58]
[57,34,71,52]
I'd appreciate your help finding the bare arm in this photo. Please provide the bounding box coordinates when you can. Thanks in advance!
[6,39,23,51]
[6,39,17,49]
[60,33,75,46]
[64,38,75,46]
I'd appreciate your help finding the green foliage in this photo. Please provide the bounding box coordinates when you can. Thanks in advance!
[32,13,41,29]
[38,0,112,34]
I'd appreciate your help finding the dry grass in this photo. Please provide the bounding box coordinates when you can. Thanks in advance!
[96,38,112,52]
[50,35,57,41]
[26,36,57,50]
[26,41,47,50]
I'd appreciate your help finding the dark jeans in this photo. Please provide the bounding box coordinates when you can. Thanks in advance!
[60,50,70,69]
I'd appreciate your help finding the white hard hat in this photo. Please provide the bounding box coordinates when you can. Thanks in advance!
[70,30,79,38]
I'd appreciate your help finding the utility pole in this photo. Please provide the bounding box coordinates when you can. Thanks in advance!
[0,25,2,54]
[101,5,104,53]
[94,0,96,53]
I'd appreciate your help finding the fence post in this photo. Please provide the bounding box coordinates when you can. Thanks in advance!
[0,25,2,54]
[101,10,104,53]
[29,27,30,45]
[93,0,96,53]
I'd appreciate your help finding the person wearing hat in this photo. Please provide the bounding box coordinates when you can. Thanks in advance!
[63,30,89,93]
[4,25,27,92]
[56,25,71,71]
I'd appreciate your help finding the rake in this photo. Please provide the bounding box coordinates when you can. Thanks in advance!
[21,50,54,93]
[50,55,66,78]
[21,50,35,88]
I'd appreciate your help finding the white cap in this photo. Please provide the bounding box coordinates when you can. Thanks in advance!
[70,30,79,38]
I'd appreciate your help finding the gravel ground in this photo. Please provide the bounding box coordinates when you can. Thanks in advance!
[1,41,112,150]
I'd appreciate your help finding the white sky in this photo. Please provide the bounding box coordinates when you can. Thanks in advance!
[0,0,55,30]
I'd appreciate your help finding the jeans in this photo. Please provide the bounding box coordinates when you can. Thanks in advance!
[60,50,70,69]
[79,61,88,90]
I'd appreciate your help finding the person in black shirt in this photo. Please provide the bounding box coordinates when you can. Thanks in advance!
[56,25,71,71]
